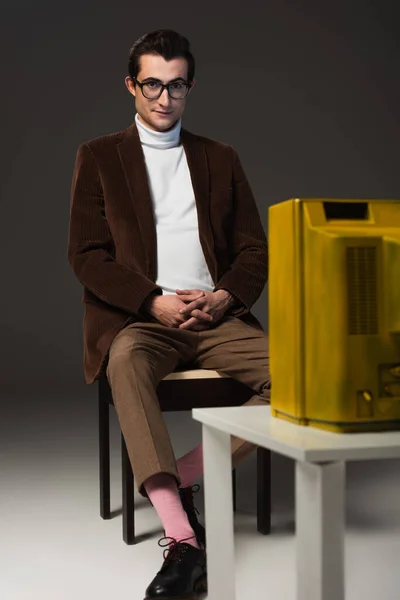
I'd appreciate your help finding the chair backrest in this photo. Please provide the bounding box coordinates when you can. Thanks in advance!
[99,369,254,411]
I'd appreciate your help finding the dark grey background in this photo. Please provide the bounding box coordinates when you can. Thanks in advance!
[1,0,399,395]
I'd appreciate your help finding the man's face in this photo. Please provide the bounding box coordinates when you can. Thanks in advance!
[125,54,195,132]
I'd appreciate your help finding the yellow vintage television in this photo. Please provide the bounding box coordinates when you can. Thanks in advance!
[268,198,400,432]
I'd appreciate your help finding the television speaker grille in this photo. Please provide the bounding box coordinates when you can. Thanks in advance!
[346,246,378,335]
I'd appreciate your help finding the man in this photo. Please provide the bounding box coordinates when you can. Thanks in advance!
[68,29,270,600]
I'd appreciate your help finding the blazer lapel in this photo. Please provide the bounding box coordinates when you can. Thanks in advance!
[181,128,217,282]
[116,122,157,279]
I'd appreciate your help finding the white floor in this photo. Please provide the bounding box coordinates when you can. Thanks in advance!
[2,386,400,599]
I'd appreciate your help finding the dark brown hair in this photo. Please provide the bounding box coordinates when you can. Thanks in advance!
[128,29,195,83]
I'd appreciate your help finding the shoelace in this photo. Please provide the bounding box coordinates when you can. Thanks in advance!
[158,535,198,562]
[180,484,200,517]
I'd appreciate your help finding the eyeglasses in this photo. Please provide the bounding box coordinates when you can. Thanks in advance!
[132,77,191,100]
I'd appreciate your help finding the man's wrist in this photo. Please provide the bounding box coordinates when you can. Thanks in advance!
[142,290,161,315]
[215,288,235,307]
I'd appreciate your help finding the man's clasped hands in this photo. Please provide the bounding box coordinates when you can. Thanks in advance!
[143,288,234,331]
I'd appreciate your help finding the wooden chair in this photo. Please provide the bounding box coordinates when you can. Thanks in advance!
[98,368,272,544]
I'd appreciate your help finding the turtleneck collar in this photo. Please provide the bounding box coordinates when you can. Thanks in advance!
[135,112,181,149]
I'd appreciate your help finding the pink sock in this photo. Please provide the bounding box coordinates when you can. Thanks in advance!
[143,473,199,549]
[176,443,204,489]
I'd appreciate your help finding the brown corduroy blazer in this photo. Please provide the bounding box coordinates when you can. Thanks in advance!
[68,120,268,384]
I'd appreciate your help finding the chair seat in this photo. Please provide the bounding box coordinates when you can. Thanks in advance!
[99,367,253,411]
[162,369,229,381]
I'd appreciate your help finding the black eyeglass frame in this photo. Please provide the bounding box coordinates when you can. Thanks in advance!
[132,77,192,100]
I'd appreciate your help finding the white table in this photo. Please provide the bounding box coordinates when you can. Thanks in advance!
[192,405,400,600]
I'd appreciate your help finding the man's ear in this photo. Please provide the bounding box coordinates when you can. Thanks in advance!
[188,78,196,94]
[125,76,136,97]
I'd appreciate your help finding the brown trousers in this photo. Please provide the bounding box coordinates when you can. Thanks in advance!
[106,316,270,496]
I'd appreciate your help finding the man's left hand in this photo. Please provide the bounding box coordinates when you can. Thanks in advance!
[176,289,234,330]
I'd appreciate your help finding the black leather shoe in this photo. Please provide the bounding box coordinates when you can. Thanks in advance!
[144,536,207,599]
[179,485,206,549]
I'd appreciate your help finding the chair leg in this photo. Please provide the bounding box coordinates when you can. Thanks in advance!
[121,433,135,544]
[257,447,271,534]
[232,468,237,512]
[99,396,111,519]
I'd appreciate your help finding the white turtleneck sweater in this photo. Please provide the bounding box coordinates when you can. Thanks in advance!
[135,113,214,295]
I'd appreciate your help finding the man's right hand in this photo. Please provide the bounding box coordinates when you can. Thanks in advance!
[143,292,213,329]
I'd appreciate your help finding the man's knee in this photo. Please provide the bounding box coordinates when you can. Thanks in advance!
[106,327,149,381]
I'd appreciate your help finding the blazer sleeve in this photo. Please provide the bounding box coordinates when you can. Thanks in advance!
[67,143,162,316]
[214,147,268,315]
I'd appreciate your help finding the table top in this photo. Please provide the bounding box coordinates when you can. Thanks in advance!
[192,406,400,462]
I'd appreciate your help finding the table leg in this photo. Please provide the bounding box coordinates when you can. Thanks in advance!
[296,461,345,600]
[202,425,236,600]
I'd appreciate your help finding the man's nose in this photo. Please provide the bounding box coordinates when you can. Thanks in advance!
[158,87,171,104]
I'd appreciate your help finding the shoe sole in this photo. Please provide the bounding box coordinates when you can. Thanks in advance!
[144,574,207,599]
